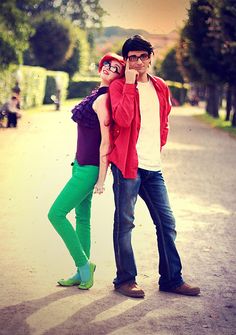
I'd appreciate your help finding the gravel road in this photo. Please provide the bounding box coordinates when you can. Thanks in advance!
[0,104,235,335]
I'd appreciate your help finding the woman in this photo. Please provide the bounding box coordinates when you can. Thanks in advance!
[48,53,125,290]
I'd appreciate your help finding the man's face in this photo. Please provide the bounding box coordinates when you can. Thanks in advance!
[126,50,150,75]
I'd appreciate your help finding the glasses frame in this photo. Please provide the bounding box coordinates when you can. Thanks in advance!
[102,61,120,74]
[127,53,150,62]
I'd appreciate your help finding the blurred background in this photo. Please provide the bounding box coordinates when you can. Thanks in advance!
[0,0,236,130]
[0,3,236,334]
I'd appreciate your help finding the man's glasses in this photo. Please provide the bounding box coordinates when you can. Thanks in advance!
[127,53,150,62]
[103,61,120,74]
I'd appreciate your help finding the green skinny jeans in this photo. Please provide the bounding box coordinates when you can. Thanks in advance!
[48,160,99,267]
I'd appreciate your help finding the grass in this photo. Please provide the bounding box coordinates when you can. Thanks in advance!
[195,110,236,138]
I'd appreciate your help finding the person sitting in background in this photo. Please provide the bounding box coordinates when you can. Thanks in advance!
[1,96,20,128]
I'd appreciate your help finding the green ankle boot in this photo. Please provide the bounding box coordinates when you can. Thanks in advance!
[78,263,96,290]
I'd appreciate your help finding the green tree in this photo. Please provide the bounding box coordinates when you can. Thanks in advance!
[176,27,203,83]
[159,48,184,83]
[176,26,206,106]
[184,0,225,118]
[55,28,90,77]
[159,48,186,105]
[29,0,107,29]
[30,14,76,69]
[219,0,236,126]
[0,0,39,68]
[178,0,236,125]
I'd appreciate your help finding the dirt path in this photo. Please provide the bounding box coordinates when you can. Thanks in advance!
[0,105,235,335]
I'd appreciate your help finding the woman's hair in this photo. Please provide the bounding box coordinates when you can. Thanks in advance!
[122,35,154,59]
[98,52,125,75]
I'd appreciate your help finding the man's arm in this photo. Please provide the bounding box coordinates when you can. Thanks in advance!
[109,59,139,128]
[109,80,136,128]
[161,83,172,148]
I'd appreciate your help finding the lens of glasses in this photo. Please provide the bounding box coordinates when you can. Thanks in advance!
[103,61,110,67]
[140,54,149,61]
[110,66,119,74]
[128,55,138,62]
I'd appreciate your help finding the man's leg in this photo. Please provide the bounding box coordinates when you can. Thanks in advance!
[111,165,144,297]
[138,169,200,295]
[138,169,183,289]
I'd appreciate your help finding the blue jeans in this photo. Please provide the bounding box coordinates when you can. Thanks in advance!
[111,164,184,290]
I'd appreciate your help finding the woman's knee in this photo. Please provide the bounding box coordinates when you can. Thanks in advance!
[48,205,63,224]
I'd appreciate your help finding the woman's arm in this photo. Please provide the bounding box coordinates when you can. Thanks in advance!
[93,93,111,194]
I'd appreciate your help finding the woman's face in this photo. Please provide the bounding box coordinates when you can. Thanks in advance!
[100,59,123,84]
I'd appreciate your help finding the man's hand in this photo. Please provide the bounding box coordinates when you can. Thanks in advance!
[125,59,139,84]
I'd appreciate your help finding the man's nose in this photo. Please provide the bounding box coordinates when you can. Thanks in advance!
[137,58,142,64]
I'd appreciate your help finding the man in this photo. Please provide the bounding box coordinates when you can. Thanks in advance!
[108,35,200,298]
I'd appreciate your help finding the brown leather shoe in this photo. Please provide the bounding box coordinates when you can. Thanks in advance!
[160,283,200,296]
[115,282,145,298]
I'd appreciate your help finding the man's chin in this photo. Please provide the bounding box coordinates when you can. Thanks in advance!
[136,69,147,74]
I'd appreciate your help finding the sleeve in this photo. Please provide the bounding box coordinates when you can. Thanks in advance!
[109,80,136,128]
[161,83,172,149]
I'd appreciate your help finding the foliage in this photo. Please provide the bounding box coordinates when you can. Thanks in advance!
[159,48,184,83]
[176,0,236,119]
[68,78,100,98]
[0,64,19,106]
[30,13,76,69]
[156,48,187,104]
[43,71,69,104]
[219,0,236,85]
[169,86,187,105]
[0,0,36,68]
[183,0,225,83]
[29,0,107,29]
[0,65,70,109]
[176,27,203,83]
[20,66,47,108]
[180,0,236,85]
[55,28,90,77]
[0,65,47,108]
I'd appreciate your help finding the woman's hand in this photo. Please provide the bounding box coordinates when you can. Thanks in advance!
[94,182,105,194]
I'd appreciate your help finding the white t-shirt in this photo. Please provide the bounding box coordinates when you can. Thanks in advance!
[136,80,161,171]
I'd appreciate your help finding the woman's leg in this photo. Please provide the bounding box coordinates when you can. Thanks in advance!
[75,191,94,260]
[48,162,98,268]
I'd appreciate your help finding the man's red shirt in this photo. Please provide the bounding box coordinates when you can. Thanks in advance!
[108,74,172,179]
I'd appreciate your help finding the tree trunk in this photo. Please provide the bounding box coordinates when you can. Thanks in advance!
[218,86,223,108]
[225,84,232,121]
[232,84,236,127]
[206,84,219,118]
[179,85,186,105]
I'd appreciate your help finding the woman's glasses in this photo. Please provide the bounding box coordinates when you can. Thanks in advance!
[127,53,150,62]
[103,61,120,74]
